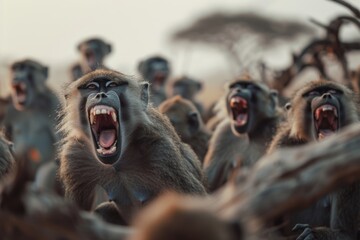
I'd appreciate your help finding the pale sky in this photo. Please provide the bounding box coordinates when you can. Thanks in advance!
[0,0,359,97]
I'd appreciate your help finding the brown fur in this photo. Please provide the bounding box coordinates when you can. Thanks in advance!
[159,96,211,163]
[204,79,282,192]
[268,80,360,240]
[59,69,206,224]
[268,80,359,152]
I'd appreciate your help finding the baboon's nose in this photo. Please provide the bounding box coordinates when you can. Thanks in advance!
[322,93,333,99]
[95,92,107,99]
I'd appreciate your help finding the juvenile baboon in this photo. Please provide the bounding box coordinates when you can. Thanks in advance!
[268,80,360,240]
[170,76,204,118]
[59,69,206,225]
[204,79,282,192]
[138,56,170,107]
[70,38,112,80]
[2,59,62,175]
[129,193,241,240]
[159,96,211,163]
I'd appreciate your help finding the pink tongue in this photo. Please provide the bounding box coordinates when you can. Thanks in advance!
[318,129,334,140]
[236,114,248,126]
[99,130,116,148]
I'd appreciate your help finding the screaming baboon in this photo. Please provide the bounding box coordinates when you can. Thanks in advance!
[2,59,62,175]
[159,96,211,163]
[204,79,282,192]
[170,76,204,118]
[268,80,360,240]
[70,38,112,80]
[59,69,206,225]
[138,56,170,107]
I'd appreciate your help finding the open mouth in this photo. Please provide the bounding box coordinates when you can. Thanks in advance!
[89,105,119,156]
[12,83,27,105]
[230,96,248,126]
[314,104,338,140]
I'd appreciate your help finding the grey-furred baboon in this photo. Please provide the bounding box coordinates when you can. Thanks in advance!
[59,69,206,225]
[159,96,211,163]
[138,56,170,107]
[2,59,62,175]
[204,78,282,192]
[268,80,360,240]
[70,38,112,81]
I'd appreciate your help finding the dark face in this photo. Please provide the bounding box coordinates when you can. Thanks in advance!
[147,60,169,90]
[80,41,110,71]
[303,86,342,140]
[226,81,277,136]
[161,103,200,140]
[172,80,202,100]
[78,78,127,164]
[10,63,47,111]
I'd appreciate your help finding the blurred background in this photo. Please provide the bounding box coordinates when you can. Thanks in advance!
[1,0,359,105]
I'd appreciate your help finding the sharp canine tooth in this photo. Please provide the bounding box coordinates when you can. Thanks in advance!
[111,112,117,122]
[90,114,94,124]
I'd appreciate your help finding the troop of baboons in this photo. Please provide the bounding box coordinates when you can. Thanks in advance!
[0,0,360,239]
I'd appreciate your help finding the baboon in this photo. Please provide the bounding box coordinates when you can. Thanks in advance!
[129,193,241,240]
[138,56,170,107]
[204,79,282,192]
[170,76,204,118]
[268,80,360,240]
[0,133,14,180]
[2,59,62,175]
[70,37,112,80]
[159,96,211,163]
[59,69,206,225]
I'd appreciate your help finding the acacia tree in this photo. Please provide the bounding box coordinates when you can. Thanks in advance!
[171,12,315,74]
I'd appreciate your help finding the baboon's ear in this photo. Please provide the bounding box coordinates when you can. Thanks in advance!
[140,82,149,110]
[106,44,112,55]
[284,102,292,111]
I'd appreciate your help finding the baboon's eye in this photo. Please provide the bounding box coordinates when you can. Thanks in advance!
[328,89,340,95]
[85,82,99,89]
[307,91,320,97]
[248,84,260,91]
[106,81,118,88]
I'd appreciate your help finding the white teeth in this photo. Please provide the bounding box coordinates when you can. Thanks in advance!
[97,143,117,155]
[111,112,117,122]
[90,114,94,124]
[89,105,118,124]
[321,105,338,117]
